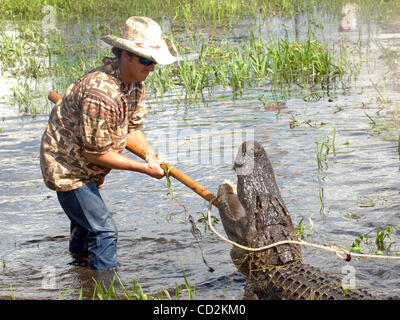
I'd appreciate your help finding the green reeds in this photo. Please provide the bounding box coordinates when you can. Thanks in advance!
[350,233,365,253]
[3,0,400,24]
[180,261,196,300]
[316,135,330,171]
[267,35,344,88]
[152,33,347,102]
[349,225,400,255]
[0,1,356,113]
[398,130,400,159]
[91,273,167,300]
[9,283,16,300]
[295,216,314,239]
[89,268,195,300]
[375,226,397,252]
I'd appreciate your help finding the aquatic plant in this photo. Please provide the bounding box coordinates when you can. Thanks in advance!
[268,35,344,85]
[318,182,327,214]
[349,226,399,256]
[375,226,396,252]
[398,131,400,159]
[148,32,347,102]
[180,261,196,300]
[1,0,358,114]
[89,268,195,300]
[90,273,169,300]
[9,283,15,300]
[350,233,366,253]
[316,135,330,171]
[295,216,314,239]
[2,0,400,24]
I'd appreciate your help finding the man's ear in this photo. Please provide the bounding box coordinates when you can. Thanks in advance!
[121,50,133,62]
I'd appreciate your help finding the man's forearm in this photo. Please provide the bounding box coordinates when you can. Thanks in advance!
[84,150,164,179]
[84,150,148,172]
[83,130,164,179]
[127,130,155,157]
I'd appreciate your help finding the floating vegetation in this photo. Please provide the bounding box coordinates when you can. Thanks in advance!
[295,216,314,239]
[350,226,400,255]
[350,233,366,253]
[375,226,397,252]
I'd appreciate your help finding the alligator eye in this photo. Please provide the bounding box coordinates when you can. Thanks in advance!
[241,143,247,157]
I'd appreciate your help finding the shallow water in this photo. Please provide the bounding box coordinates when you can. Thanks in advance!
[1,6,400,299]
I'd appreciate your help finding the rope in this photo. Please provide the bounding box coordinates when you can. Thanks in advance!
[206,199,400,262]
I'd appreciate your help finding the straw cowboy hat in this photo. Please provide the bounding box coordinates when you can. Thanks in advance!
[101,16,178,65]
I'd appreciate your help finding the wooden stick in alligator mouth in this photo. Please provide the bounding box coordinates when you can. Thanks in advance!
[48,91,218,207]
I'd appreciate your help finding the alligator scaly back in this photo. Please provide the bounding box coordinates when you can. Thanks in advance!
[217,141,376,300]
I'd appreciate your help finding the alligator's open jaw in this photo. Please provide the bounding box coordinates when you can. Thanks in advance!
[218,140,302,272]
[234,141,284,207]
[217,180,248,246]
[216,141,377,300]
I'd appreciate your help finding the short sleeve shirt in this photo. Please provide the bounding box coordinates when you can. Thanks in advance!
[40,57,147,191]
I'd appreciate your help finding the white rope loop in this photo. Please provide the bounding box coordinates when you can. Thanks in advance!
[207,199,400,262]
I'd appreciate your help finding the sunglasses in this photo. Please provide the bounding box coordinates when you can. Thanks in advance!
[136,55,156,66]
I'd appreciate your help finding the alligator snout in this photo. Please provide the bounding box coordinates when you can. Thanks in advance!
[233,141,259,176]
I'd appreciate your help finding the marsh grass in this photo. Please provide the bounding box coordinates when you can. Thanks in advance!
[3,0,400,23]
[375,226,397,252]
[89,267,195,300]
[398,131,400,159]
[268,36,344,83]
[9,283,15,300]
[91,273,161,300]
[316,135,331,171]
[295,216,314,239]
[146,33,348,103]
[0,0,367,114]
[2,0,369,114]
[1,1,399,116]
[3,34,348,113]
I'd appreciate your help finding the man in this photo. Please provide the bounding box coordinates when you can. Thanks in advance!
[40,17,178,270]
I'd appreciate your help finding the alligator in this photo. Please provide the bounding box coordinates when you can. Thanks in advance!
[217,140,376,300]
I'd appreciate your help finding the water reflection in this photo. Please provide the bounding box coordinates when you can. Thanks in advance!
[340,3,358,32]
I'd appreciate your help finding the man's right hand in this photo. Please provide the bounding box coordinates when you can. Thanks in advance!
[144,159,165,179]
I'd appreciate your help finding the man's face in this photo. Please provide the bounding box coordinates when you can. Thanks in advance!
[123,52,156,83]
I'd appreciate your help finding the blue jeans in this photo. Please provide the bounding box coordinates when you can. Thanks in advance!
[57,182,118,270]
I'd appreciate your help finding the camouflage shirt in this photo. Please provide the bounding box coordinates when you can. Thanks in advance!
[40,57,147,191]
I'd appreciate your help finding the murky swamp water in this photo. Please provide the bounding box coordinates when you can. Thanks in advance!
[1,6,400,299]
